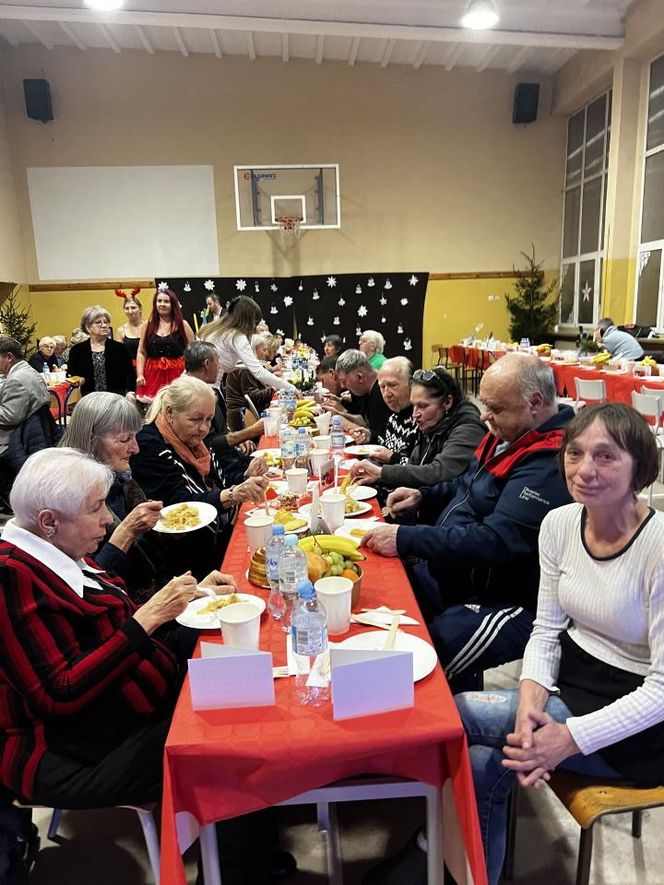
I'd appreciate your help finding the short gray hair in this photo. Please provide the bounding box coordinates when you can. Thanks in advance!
[80,305,111,334]
[335,349,372,375]
[60,392,143,462]
[379,356,413,381]
[184,340,218,373]
[53,335,67,346]
[360,330,385,354]
[251,334,268,353]
[500,353,557,406]
[10,448,113,530]
[38,336,56,348]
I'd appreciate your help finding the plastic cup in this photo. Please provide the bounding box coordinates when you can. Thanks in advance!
[310,449,331,476]
[267,406,282,423]
[315,576,353,635]
[285,467,308,495]
[320,492,346,533]
[263,415,279,436]
[314,414,331,435]
[218,603,262,650]
[312,434,331,450]
[244,514,274,553]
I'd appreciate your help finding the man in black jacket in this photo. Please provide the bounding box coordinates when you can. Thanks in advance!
[333,349,392,442]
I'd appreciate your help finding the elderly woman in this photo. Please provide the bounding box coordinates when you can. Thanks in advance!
[351,366,485,490]
[27,336,59,373]
[225,334,276,431]
[456,404,664,884]
[131,375,268,578]
[67,306,136,398]
[358,330,386,370]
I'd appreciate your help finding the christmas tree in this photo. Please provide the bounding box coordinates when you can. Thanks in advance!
[0,286,38,354]
[504,248,559,344]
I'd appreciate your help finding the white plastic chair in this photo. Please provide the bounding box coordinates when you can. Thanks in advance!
[632,390,664,504]
[573,377,607,411]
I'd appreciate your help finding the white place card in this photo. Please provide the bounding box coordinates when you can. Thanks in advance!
[188,643,275,710]
[329,648,414,721]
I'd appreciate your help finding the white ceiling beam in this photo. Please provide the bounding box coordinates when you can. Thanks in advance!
[542,46,573,75]
[209,29,222,58]
[246,31,255,60]
[443,43,464,71]
[0,8,624,52]
[135,24,154,55]
[172,26,188,56]
[97,22,121,53]
[59,21,86,51]
[281,32,289,62]
[507,46,536,74]
[412,40,430,70]
[315,34,325,64]
[475,44,500,72]
[0,28,18,47]
[348,36,360,66]
[22,20,53,50]
[380,37,396,68]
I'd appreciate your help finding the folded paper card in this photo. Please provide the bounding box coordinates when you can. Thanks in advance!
[188,642,275,710]
[330,647,414,720]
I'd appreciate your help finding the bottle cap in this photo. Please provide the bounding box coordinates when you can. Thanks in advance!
[296,579,315,599]
[284,534,297,547]
[272,524,285,535]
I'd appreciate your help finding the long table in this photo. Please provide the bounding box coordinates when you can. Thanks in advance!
[159,441,487,885]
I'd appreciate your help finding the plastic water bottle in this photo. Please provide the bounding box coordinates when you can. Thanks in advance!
[42,362,50,384]
[280,425,297,471]
[519,337,530,352]
[291,579,330,706]
[278,534,307,632]
[266,524,286,621]
[330,416,345,454]
[295,427,311,471]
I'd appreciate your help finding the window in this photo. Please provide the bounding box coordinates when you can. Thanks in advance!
[559,91,611,327]
[635,54,664,328]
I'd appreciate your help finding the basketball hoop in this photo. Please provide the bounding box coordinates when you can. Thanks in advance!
[276,215,303,246]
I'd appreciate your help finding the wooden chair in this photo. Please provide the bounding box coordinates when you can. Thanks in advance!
[431,344,462,384]
[504,771,664,885]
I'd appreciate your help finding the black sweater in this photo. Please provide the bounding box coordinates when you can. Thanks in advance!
[67,339,136,397]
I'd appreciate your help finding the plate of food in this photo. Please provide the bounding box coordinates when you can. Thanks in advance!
[344,444,385,458]
[336,631,438,682]
[250,448,282,469]
[334,518,379,543]
[153,501,217,534]
[299,499,373,519]
[176,593,266,629]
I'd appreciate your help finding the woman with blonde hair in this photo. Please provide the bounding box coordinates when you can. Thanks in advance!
[131,375,268,577]
[116,288,144,365]
[201,295,296,393]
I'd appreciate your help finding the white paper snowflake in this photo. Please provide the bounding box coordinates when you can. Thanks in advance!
[270,305,278,315]
[403,338,412,351]
[397,323,403,334]
[400,298,409,306]
[357,305,368,317]
[384,278,393,290]
[183,282,191,292]
[408,275,419,287]
[367,278,375,287]
[270,283,278,292]
[327,276,337,288]
[380,295,387,306]
[338,297,346,307]
[312,289,320,300]
[381,316,386,324]
[355,284,362,294]
[333,316,340,325]
[283,295,293,307]
[157,281,169,292]
[204,279,215,291]
[235,279,247,291]
[307,316,314,326]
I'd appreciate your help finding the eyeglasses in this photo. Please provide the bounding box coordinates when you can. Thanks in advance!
[91,319,109,326]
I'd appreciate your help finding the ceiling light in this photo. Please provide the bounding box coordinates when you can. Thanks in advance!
[84,0,124,10]
[461,0,499,30]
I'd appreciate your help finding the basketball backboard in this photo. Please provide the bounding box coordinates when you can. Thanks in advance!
[234,164,340,230]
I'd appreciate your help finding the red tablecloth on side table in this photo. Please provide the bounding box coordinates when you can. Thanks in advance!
[160,443,487,885]
[549,363,664,405]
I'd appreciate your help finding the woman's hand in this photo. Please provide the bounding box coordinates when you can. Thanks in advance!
[136,374,145,386]
[199,570,238,594]
[133,571,197,634]
[244,456,268,478]
[234,476,270,504]
[349,460,382,486]
[108,500,163,553]
[238,440,257,455]
[502,713,579,787]
[386,487,422,513]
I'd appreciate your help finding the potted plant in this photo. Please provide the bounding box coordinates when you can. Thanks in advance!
[504,248,559,345]
[0,286,37,354]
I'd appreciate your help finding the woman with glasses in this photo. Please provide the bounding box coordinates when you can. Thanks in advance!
[136,288,195,399]
[67,306,136,398]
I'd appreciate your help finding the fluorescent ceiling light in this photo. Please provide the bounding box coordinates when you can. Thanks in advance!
[84,0,124,10]
[461,0,499,30]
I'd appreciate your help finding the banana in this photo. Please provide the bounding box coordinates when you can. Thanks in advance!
[298,534,363,557]
[591,352,610,365]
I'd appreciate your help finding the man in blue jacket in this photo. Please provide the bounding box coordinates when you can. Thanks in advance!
[362,353,573,692]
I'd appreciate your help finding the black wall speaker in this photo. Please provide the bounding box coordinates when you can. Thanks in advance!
[23,79,53,123]
[513,82,539,125]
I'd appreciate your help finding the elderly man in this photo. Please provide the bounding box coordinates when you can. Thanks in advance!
[53,334,68,367]
[595,317,644,360]
[0,338,51,460]
[316,356,343,398]
[362,353,573,690]
[332,349,392,442]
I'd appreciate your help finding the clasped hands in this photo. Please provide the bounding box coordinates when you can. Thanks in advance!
[502,708,580,788]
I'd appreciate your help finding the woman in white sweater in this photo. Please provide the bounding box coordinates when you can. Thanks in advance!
[200,295,296,394]
[456,403,664,884]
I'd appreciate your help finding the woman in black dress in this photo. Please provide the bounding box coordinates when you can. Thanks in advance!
[116,288,144,366]
[67,306,136,398]
[136,288,194,398]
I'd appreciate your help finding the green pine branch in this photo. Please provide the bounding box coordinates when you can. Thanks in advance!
[504,246,559,343]
[0,287,38,354]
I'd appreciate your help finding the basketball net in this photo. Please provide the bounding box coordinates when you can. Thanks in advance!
[276,215,303,247]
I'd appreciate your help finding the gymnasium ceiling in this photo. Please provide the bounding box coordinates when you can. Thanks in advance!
[0,0,637,76]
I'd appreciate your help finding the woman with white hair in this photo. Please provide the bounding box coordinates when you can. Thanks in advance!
[359,329,387,371]
[131,375,268,577]
[225,333,276,431]
[27,336,59,374]
[67,305,136,398]
[0,447,236,810]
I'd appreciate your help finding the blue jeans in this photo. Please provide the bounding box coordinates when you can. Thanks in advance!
[456,689,621,885]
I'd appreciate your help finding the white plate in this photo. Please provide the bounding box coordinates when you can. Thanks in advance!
[348,486,377,501]
[299,500,373,519]
[336,631,438,682]
[176,594,266,629]
[153,501,217,534]
[344,444,384,457]
[250,448,281,460]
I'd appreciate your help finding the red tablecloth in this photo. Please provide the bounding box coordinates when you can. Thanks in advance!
[47,381,71,421]
[160,441,487,885]
[549,363,664,405]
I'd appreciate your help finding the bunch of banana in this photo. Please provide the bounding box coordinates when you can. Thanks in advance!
[291,401,317,426]
[298,534,365,561]
[591,351,611,365]
[537,343,552,355]
[642,356,658,368]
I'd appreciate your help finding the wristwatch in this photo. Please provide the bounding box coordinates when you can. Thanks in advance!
[227,485,237,506]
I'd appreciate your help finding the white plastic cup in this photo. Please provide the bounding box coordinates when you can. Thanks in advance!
[218,602,262,650]
[320,492,346,533]
[310,449,331,476]
[315,576,353,635]
[314,413,331,435]
[244,514,274,553]
[312,434,331,450]
[267,406,283,423]
[263,415,279,436]
[285,467,308,495]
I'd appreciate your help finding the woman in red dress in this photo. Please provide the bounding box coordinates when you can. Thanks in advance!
[136,288,194,398]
